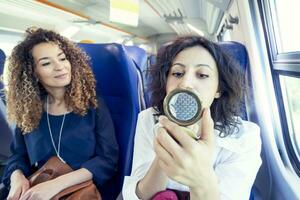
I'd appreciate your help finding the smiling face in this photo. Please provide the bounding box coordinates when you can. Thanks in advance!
[32,42,72,91]
[166,45,221,108]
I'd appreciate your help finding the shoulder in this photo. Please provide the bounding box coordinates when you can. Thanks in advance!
[133,108,158,146]
[215,118,261,153]
[91,96,109,113]
[236,119,260,139]
[96,96,106,107]
[135,107,157,132]
[88,96,112,122]
[137,107,157,124]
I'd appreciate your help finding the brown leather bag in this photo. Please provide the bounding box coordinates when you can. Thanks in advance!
[29,156,101,200]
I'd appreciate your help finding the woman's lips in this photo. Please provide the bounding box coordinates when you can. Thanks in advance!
[54,73,68,79]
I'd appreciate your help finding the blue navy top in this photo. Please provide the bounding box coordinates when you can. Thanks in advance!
[2,98,119,189]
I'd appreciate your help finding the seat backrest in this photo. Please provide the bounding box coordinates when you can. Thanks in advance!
[126,48,156,109]
[218,41,249,120]
[0,49,13,180]
[218,41,258,200]
[78,43,141,199]
[0,100,12,159]
[148,54,156,67]
[0,48,12,157]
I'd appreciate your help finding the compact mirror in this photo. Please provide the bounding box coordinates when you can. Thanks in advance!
[163,88,202,127]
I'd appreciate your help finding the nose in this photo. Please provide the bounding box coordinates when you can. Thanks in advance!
[53,59,63,71]
[178,73,194,90]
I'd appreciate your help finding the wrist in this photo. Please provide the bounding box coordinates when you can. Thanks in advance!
[48,177,66,194]
[136,157,168,199]
[153,157,169,181]
[189,169,219,200]
[53,175,68,188]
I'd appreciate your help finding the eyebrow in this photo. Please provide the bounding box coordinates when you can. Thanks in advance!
[38,52,64,62]
[172,62,213,70]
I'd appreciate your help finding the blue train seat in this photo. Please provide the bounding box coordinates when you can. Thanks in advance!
[142,54,157,108]
[139,41,256,199]
[124,45,148,110]
[218,41,258,200]
[218,41,250,120]
[78,43,141,199]
[0,49,5,72]
[0,101,12,161]
[0,49,5,98]
[0,48,12,161]
[0,49,12,199]
[148,54,156,67]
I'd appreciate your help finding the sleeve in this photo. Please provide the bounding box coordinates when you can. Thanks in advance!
[1,128,31,189]
[215,123,262,200]
[81,98,119,186]
[122,110,156,200]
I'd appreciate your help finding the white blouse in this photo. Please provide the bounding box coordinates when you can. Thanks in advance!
[122,108,262,200]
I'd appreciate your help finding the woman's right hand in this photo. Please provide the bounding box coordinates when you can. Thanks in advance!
[7,170,30,200]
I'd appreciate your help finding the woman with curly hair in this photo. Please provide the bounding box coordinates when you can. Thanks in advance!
[2,28,118,200]
[122,36,261,200]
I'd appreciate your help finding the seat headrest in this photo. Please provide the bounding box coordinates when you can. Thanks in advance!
[218,41,249,72]
[124,46,147,71]
[78,43,140,97]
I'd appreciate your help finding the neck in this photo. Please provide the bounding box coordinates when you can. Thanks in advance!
[47,88,66,105]
[46,88,69,115]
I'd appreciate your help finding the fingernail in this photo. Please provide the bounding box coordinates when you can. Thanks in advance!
[158,115,167,122]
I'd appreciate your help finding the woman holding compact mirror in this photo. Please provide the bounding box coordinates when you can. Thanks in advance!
[122,36,261,200]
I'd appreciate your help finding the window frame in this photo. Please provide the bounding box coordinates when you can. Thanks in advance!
[258,0,300,176]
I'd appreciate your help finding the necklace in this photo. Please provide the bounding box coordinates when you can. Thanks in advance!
[46,95,66,163]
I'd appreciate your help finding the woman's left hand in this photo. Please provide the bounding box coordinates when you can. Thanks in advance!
[19,179,60,200]
[154,108,218,189]
[19,168,93,200]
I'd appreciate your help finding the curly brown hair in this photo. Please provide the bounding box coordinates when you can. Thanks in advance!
[7,28,98,133]
[149,36,246,137]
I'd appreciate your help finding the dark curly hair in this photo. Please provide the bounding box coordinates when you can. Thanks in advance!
[7,28,97,133]
[149,36,247,137]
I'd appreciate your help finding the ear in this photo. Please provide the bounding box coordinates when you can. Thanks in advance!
[214,91,221,99]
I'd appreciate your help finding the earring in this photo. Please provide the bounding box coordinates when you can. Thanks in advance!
[215,91,222,98]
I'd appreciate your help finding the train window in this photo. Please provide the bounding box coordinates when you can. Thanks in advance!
[259,0,300,175]
[0,29,23,56]
[272,1,300,53]
[280,75,300,158]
